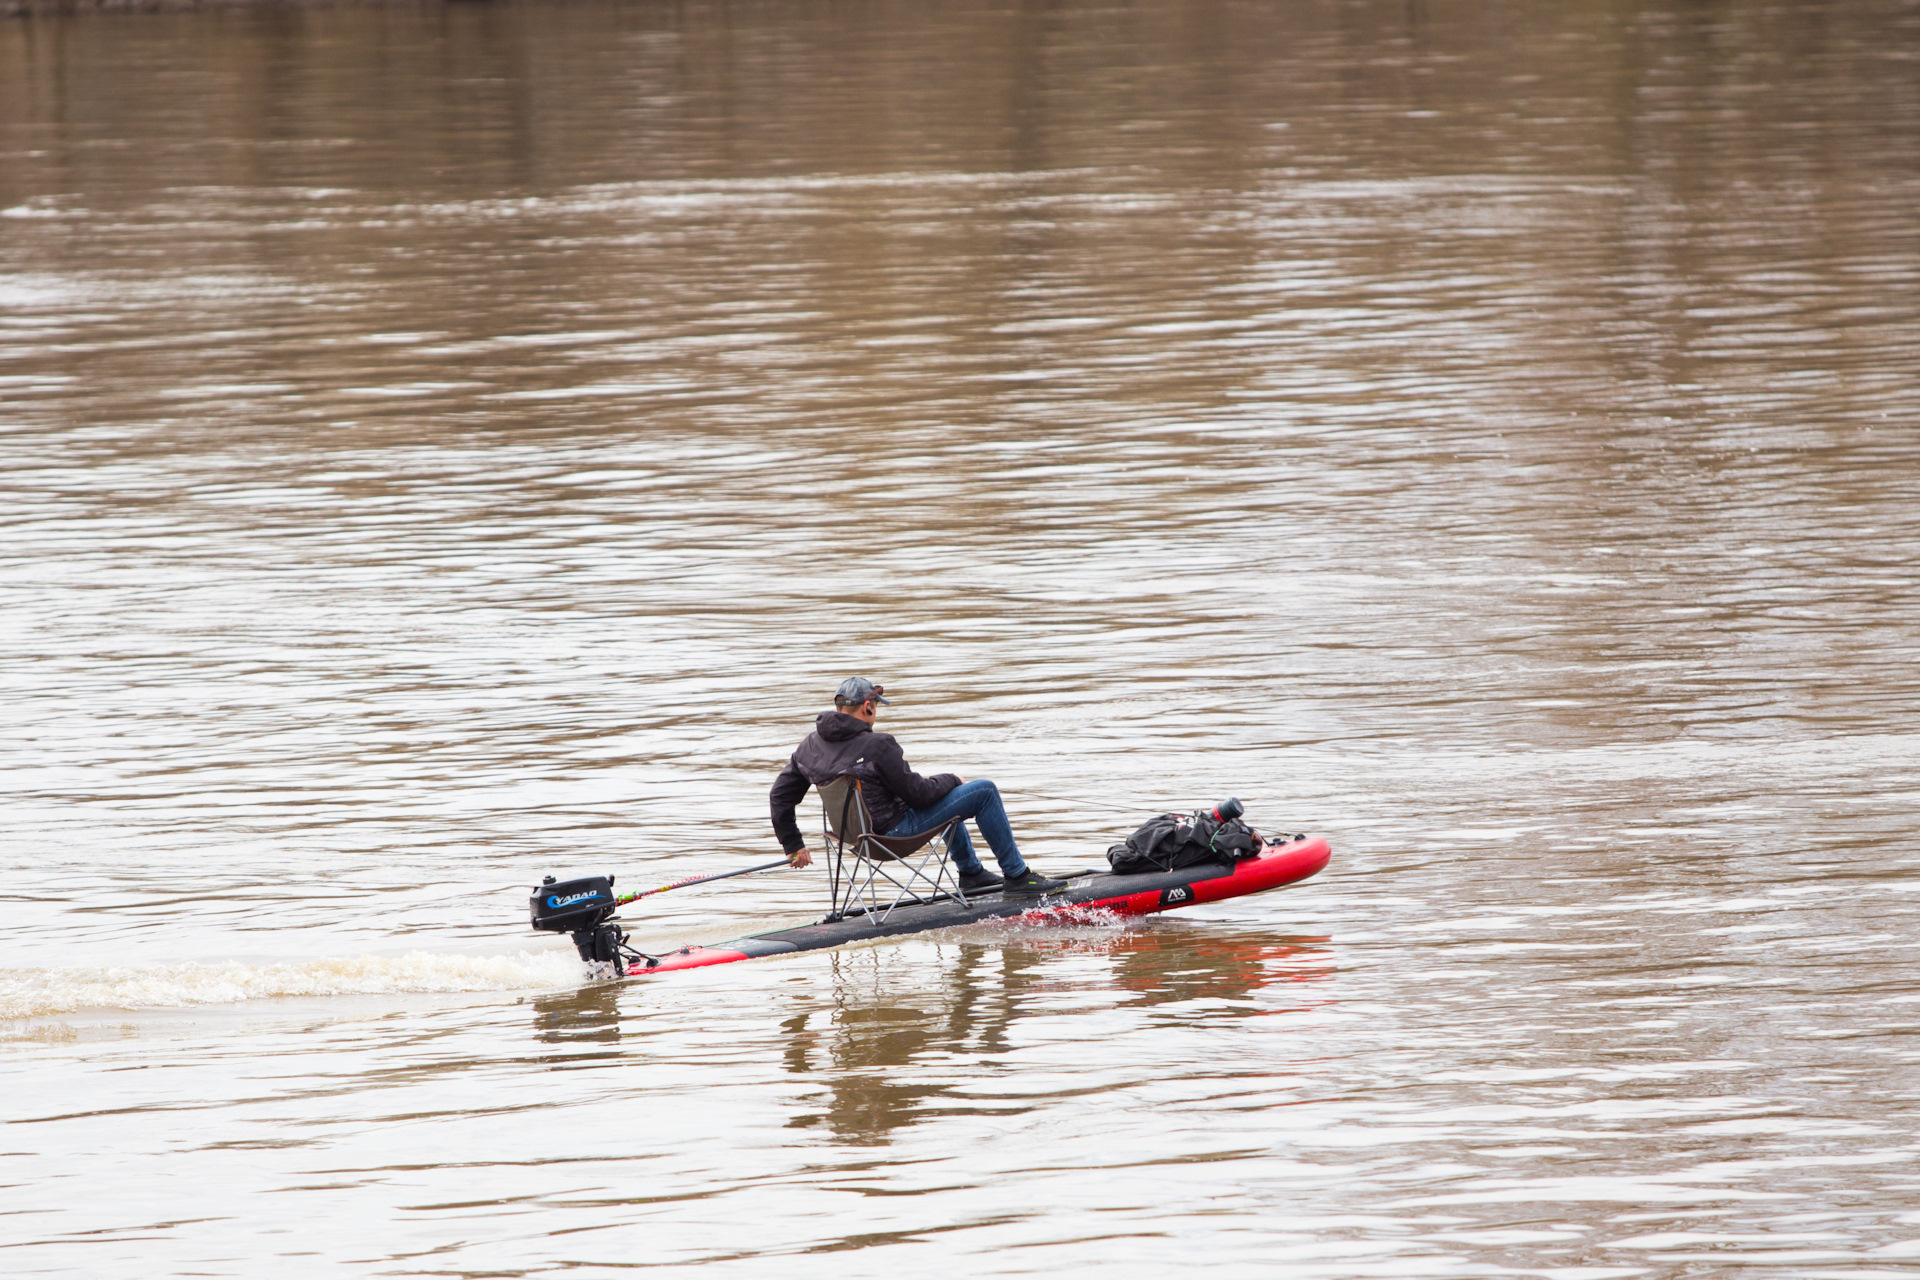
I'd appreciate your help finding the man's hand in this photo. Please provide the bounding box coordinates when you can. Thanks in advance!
[788,847,813,869]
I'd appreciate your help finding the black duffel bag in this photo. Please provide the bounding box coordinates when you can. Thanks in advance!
[1107,808,1262,875]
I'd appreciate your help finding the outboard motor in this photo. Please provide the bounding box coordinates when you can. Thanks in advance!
[530,874,631,975]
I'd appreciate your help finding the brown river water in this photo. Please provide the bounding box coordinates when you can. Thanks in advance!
[3,0,1919,1275]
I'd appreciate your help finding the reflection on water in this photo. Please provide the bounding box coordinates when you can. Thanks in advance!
[530,980,623,1055]
[3,0,1919,1274]
[785,930,1336,1144]
[1087,927,1332,1010]
[790,944,1034,1144]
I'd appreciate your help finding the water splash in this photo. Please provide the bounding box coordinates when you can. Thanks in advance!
[0,950,585,1021]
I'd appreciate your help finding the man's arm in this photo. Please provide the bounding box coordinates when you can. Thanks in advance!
[871,736,960,810]
[770,756,813,859]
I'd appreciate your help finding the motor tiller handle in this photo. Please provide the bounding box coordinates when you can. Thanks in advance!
[615,857,795,905]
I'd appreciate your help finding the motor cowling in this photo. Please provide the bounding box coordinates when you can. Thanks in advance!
[529,874,617,933]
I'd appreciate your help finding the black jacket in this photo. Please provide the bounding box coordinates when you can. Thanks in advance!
[769,711,960,853]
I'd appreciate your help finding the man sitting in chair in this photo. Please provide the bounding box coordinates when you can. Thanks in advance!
[770,676,1068,899]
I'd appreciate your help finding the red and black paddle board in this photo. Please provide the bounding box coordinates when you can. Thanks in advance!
[630,836,1331,975]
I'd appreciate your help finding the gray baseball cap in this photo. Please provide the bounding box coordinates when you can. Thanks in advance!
[834,676,892,707]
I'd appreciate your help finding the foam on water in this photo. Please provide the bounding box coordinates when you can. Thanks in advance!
[0,950,586,1020]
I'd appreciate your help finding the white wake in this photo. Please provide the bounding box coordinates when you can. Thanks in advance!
[0,950,586,1020]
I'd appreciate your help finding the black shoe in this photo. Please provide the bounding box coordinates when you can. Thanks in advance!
[1003,870,1069,899]
[958,869,1005,893]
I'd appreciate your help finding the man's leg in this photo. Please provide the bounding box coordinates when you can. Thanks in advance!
[888,780,1028,880]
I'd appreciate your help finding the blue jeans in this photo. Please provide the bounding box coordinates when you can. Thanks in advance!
[886,779,1027,879]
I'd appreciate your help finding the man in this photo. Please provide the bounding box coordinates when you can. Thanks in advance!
[770,677,1068,898]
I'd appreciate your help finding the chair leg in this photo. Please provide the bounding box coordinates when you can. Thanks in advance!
[857,822,973,923]
[823,815,843,919]
[952,820,970,901]
[830,815,977,924]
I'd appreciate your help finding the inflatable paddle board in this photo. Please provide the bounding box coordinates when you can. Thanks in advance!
[535,836,1330,977]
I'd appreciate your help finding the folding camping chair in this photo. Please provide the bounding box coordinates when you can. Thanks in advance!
[817,775,969,924]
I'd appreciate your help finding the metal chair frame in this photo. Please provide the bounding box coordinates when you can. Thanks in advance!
[818,776,968,924]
